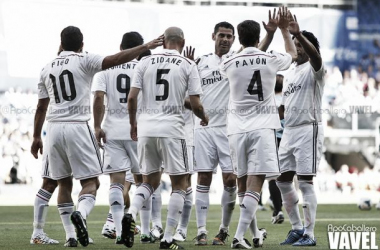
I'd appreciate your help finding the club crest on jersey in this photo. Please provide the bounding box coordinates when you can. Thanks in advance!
[283,83,302,97]
[202,71,222,85]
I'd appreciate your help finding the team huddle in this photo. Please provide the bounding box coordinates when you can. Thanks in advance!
[30,6,325,249]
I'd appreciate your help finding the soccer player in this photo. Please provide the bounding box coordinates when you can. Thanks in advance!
[276,14,325,247]
[220,8,296,249]
[124,27,208,249]
[92,31,154,244]
[31,26,162,247]
[193,12,279,246]
[270,74,285,224]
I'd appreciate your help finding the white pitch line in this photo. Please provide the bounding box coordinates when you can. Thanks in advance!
[1,218,380,225]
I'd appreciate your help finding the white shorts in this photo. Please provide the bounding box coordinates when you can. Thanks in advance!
[103,140,139,184]
[41,149,51,179]
[138,137,189,176]
[194,126,233,173]
[229,129,280,179]
[187,146,194,174]
[279,123,324,176]
[46,122,103,180]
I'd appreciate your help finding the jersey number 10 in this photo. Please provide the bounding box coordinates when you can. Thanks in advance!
[247,70,264,101]
[49,70,76,103]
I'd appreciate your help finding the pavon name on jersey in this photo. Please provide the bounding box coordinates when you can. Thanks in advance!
[235,58,267,68]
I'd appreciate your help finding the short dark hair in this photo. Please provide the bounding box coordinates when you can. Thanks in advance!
[214,21,235,35]
[121,32,144,50]
[237,20,260,47]
[138,49,151,61]
[293,30,320,54]
[61,26,83,51]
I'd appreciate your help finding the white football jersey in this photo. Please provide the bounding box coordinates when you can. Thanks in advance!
[92,60,139,140]
[220,47,292,135]
[38,51,104,122]
[194,52,234,129]
[281,62,325,127]
[131,49,203,139]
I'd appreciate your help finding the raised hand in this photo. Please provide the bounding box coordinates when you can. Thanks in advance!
[184,46,200,64]
[184,46,195,60]
[146,35,164,50]
[288,13,300,37]
[262,8,278,35]
[278,6,290,30]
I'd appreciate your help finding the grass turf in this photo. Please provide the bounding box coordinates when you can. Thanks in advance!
[0,205,379,249]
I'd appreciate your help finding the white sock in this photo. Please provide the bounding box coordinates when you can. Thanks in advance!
[234,191,260,241]
[129,183,153,221]
[220,186,236,230]
[151,184,162,228]
[177,187,193,234]
[140,195,152,235]
[238,192,259,238]
[195,185,210,235]
[277,181,303,230]
[77,194,96,220]
[163,190,186,243]
[58,203,76,240]
[106,207,114,226]
[299,181,317,239]
[109,183,124,237]
[32,189,52,237]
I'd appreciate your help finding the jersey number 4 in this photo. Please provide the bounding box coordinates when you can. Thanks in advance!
[247,70,264,101]
[49,70,76,103]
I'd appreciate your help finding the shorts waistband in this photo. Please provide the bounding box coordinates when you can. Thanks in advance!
[285,122,322,129]
[48,121,88,124]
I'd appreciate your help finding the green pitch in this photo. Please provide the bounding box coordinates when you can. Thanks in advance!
[0,205,379,249]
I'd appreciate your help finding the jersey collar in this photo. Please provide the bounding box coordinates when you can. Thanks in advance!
[162,49,181,55]
[241,47,261,53]
[59,51,80,56]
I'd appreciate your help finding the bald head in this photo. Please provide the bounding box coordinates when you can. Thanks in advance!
[164,27,184,42]
[163,27,185,53]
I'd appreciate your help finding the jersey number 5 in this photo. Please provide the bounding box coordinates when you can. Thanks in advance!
[49,70,76,103]
[116,74,131,103]
[247,70,263,101]
[156,69,170,101]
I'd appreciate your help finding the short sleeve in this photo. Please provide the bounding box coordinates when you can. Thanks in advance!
[312,63,325,81]
[131,60,144,89]
[188,64,203,96]
[84,53,105,75]
[92,71,107,94]
[37,68,49,99]
[270,51,292,71]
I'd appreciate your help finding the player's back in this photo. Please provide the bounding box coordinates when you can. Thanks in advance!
[41,51,104,122]
[132,49,198,139]
[93,60,138,140]
[220,47,292,134]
